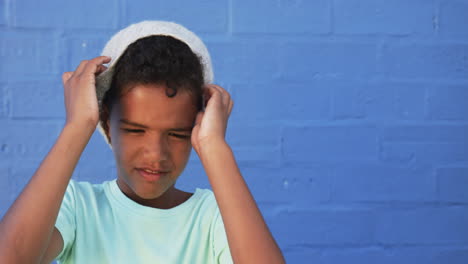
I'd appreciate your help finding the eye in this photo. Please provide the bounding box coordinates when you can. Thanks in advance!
[122,128,144,134]
[168,132,191,139]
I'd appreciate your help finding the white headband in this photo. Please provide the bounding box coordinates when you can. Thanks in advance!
[94,20,214,147]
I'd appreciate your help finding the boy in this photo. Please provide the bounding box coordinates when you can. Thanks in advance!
[0,21,285,263]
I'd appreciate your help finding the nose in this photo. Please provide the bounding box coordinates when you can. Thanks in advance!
[143,134,169,163]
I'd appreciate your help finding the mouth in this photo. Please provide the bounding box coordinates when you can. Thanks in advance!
[136,168,168,182]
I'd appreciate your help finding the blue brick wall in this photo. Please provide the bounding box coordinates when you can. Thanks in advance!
[1,1,467,263]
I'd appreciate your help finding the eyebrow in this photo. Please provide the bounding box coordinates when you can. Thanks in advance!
[119,118,193,132]
[120,118,149,129]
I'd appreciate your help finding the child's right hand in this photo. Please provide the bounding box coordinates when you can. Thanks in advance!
[61,56,111,130]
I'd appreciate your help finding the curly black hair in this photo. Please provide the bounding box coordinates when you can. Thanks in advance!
[99,35,205,141]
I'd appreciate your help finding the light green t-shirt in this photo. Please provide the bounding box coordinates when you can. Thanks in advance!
[55,179,233,263]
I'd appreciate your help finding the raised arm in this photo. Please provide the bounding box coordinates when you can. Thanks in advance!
[191,84,285,264]
[0,56,110,263]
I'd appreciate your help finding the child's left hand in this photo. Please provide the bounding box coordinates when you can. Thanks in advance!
[191,84,233,157]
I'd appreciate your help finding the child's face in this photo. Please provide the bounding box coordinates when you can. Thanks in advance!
[107,83,198,204]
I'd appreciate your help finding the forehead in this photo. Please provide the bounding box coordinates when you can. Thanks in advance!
[114,83,197,127]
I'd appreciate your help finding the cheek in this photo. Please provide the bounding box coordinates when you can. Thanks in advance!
[170,140,192,161]
[111,132,140,165]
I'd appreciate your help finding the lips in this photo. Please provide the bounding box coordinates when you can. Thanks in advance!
[136,168,168,182]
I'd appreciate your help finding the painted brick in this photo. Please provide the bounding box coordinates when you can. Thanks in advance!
[359,82,397,120]
[233,81,330,122]
[283,249,321,264]
[226,123,280,147]
[380,142,468,165]
[285,248,390,264]
[284,247,452,264]
[232,0,330,34]
[231,146,281,168]
[0,0,6,26]
[282,126,378,164]
[381,43,468,80]
[0,31,59,79]
[12,0,117,29]
[378,0,435,35]
[10,81,64,118]
[334,0,380,34]
[279,42,377,81]
[241,166,331,206]
[0,134,9,160]
[125,0,228,33]
[74,162,116,184]
[331,81,367,120]
[208,41,280,84]
[176,161,212,191]
[76,129,113,163]
[0,84,7,118]
[225,124,282,167]
[73,130,116,183]
[65,35,110,70]
[0,164,10,219]
[431,247,468,264]
[2,1,468,262]
[376,207,468,244]
[285,247,468,264]
[334,0,434,35]
[8,157,43,200]
[437,167,468,203]
[270,209,375,246]
[0,120,61,159]
[382,125,468,142]
[331,164,435,202]
[428,85,468,120]
[440,0,468,36]
[331,81,396,120]
[375,246,467,264]
[395,84,426,120]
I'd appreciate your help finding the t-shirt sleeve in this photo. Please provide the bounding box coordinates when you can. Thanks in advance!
[54,180,77,262]
[212,208,233,264]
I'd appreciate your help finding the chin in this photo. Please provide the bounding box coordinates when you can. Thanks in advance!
[118,172,175,200]
[132,185,165,200]
[140,181,176,198]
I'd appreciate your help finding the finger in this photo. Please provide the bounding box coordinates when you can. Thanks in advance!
[203,85,223,109]
[203,84,215,95]
[209,84,229,98]
[75,60,89,75]
[206,84,223,98]
[208,84,231,106]
[95,64,108,75]
[90,55,112,65]
[62,72,74,84]
[82,56,112,76]
[76,56,111,76]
